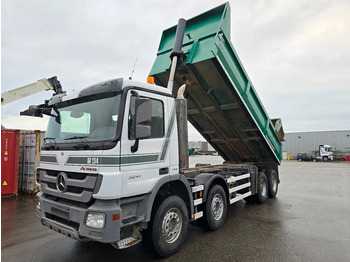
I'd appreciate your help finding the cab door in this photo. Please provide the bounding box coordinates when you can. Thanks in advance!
[120,89,170,197]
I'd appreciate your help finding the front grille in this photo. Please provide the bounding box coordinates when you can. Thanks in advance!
[46,182,85,194]
[46,169,90,180]
[39,169,98,203]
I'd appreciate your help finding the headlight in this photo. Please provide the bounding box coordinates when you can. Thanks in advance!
[36,201,42,211]
[85,212,106,229]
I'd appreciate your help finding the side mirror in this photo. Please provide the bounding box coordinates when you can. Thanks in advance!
[134,98,152,139]
[20,105,44,117]
[131,98,152,153]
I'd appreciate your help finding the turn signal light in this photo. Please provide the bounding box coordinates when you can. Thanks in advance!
[112,214,120,221]
[147,76,155,84]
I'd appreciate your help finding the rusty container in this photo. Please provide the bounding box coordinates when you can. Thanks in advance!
[18,130,45,194]
[1,129,20,197]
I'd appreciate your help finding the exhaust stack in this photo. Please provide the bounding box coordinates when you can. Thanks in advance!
[167,18,187,93]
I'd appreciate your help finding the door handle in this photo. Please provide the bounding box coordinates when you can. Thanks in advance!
[159,167,169,175]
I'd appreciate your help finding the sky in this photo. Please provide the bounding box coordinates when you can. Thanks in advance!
[1,0,350,141]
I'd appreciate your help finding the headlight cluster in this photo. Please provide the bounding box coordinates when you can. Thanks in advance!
[85,212,106,229]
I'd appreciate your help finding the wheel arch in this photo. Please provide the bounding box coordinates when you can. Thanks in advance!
[145,175,194,222]
[196,173,229,203]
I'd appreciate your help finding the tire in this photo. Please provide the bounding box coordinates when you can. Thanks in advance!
[298,158,302,162]
[256,172,268,204]
[143,195,188,258]
[323,156,328,162]
[313,158,317,162]
[201,185,227,231]
[267,170,278,198]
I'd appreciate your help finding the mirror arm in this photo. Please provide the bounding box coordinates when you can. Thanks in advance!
[130,90,140,153]
[131,139,139,153]
[131,90,139,98]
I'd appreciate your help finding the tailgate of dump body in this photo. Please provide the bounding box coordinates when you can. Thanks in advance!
[150,3,283,164]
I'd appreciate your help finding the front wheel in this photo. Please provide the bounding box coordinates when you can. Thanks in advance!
[201,185,227,231]
[143,195,189,258]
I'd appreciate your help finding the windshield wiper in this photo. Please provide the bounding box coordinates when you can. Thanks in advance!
[64,136,95,150]
[64,135,89,140]
[43,137,59,149]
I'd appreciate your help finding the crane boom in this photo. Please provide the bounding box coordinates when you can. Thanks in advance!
[1,76,62,106]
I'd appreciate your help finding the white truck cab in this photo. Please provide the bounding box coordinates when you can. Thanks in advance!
[36,78,190,246]
[319,144,333,161]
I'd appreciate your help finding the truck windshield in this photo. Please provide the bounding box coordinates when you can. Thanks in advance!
[45,93,121,143]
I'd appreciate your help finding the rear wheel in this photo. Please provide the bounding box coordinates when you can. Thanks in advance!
[256,172,268,204]
[267,170,278,198]
[201,185,227,231]
[143,195,188,257]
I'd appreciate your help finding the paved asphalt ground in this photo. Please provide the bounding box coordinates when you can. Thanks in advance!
[2,158,350,262]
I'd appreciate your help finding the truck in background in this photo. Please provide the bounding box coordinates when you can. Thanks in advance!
[22,3,284,257]
[318,144,333,161]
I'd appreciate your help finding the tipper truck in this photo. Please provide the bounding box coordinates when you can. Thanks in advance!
[24,3,284,257]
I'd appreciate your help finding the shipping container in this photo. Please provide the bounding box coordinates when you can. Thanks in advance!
[18,130,45,194]
[1,129,20,197]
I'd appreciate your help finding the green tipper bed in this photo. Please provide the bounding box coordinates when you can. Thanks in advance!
[150,2,283,164]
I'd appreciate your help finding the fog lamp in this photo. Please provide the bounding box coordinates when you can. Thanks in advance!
[85,212,106,229]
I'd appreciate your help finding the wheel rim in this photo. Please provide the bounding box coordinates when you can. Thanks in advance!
[260,179,267,196]
[162,208,182,244]
[211,193,224,221]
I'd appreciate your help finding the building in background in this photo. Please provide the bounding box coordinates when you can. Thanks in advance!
[282,130,350,160]
[188,141,215,152]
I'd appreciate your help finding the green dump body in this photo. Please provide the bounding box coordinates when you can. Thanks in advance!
[150,3,283,164]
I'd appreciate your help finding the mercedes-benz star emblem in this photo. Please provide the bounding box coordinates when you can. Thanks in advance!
[56,172,68,192]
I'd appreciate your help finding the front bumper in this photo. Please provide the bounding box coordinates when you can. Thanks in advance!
[36,192,121,243]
